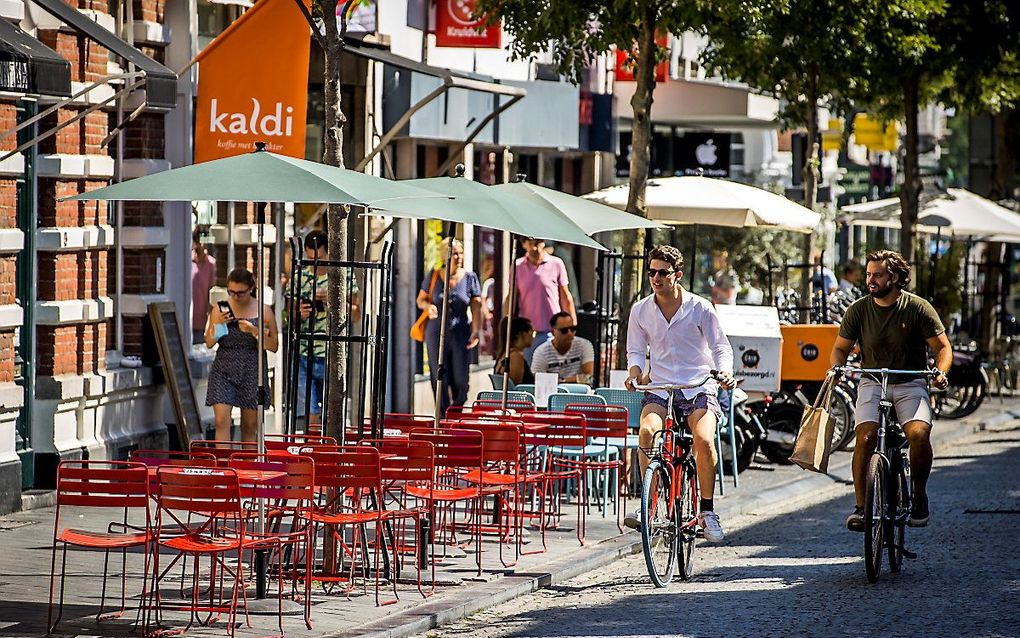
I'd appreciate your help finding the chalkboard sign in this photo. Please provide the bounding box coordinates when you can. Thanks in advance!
[148,301,204,449]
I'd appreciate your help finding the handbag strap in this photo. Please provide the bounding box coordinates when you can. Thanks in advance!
[427,269,439,303]
[811,373,836,410]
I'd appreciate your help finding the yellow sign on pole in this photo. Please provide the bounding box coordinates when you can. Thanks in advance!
[821,118,843,152]
[852,114,899,152]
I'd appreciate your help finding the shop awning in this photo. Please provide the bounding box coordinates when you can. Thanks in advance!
[30,0,177,109]
[0,18,71,96]
[615,78,780,129]
[344,38,526,175]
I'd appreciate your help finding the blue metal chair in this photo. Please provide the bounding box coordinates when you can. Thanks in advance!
[548,393,606,412]
[715,389,739,492]
[556,383,592,394]
[514,383,536,396]
[476,390,536,407]
[594,388,643,430]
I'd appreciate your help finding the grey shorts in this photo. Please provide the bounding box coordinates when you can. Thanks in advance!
[854,378,932,427]
[642,391,723,422]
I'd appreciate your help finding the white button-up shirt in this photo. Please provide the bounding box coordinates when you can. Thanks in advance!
[626,289,734,399]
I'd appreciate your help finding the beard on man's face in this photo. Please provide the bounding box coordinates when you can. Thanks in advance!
[869,281,895,298]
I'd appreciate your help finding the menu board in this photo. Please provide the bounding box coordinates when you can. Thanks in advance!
[148,301,204,449]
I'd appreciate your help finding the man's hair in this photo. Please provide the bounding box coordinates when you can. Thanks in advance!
[866,249,911,289]
[648,245,684,272]
[549,311,572,328]
[304,230,327,252]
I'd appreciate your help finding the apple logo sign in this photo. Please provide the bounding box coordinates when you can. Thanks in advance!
[695,139,718,166]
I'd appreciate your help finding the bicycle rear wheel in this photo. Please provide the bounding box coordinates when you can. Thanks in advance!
[640,460,677,587]
[863,453,885,583]
[887,461,908,573]
[676,460,698,580]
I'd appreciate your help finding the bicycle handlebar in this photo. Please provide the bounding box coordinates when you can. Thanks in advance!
[831,365,942,377]
[631,370,726,392]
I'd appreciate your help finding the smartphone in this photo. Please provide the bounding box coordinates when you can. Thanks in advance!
[217,300,236,323]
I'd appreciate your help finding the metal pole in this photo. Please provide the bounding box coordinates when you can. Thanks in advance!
[501,233,518,410]
[255,203,268,598]
[433,221,456,428]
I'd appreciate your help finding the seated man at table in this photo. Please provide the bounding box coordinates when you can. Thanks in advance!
[531,311,595,383]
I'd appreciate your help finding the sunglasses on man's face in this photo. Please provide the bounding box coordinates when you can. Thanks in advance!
[647,268,675,279]
[557,325,578,335]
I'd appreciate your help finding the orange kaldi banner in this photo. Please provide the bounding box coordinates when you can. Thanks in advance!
[194,0,310,162]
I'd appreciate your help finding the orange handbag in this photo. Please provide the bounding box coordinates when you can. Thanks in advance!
[409,270,439,343]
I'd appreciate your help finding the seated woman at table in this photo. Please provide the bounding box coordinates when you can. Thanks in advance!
[495,316,535,386]
[205,268,279,442]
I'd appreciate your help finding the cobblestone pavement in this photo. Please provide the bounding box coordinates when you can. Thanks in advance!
[413,422,1020,638]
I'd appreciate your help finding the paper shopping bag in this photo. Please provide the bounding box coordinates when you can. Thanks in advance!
[790,372,837,473]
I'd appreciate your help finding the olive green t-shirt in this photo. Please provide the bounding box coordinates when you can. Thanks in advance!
[838,291,945,383]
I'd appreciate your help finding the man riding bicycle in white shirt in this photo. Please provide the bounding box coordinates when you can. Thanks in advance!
[624,245,735,542]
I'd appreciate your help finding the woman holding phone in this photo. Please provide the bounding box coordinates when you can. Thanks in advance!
[205,267,279,441]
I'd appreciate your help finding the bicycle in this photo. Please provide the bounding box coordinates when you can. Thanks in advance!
[832,365,940,583]
[632,372,725,587]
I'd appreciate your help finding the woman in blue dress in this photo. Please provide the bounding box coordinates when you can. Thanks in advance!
[415,238,482,415]
[204,268,279,441]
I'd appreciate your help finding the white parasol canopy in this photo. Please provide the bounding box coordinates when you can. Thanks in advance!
[583,175,821,233]
[841,188,1020,241]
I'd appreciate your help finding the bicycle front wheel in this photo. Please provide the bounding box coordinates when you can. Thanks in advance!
[887,461,908,573]
[863,453,886,583]
[676,460,699,580]
[640,460,677,588]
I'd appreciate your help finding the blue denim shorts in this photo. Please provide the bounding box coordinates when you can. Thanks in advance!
[641,391,723,421]
[296,355,326,416]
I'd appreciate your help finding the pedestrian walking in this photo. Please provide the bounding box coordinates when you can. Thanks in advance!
[416,238,482,415]
[205,267,278,442]
[191,227,216,344]
[507,237,576,365]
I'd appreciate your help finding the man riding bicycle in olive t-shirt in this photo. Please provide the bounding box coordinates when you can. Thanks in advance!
[829,250,952,531]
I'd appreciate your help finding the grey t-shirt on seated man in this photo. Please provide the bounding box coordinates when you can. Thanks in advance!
[531,337,595,382]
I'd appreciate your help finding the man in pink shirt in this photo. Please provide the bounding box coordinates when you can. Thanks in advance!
[508,237,576,364]
[192,229,217,344]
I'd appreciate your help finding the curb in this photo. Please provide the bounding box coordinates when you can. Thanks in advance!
[332,403,1010,638]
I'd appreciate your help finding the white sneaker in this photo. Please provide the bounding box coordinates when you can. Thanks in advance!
[623,511,642,531]
[699,510,725,542]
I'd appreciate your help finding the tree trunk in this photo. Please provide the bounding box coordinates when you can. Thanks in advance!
[799,80,819,319]
[320,0,349,443]
[899,74,921,262]
[803,80,819,213]
[991,109,1017,201]
[615,7,656,368]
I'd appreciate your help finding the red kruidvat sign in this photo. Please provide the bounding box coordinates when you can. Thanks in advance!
[435,0,501,48]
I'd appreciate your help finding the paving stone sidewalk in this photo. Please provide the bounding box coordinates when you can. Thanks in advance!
[0,398,1010,638]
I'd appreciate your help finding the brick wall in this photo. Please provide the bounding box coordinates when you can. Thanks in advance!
[0,179,15,229]
[133,0,165,23]
[122,114,165,160]
[36,325,78,376]
[36,30,108,85]
[38,179,106,227]
[121,248,164,295]
[121,200,163,226]
[0,104,15,152]
[0,331,13,383]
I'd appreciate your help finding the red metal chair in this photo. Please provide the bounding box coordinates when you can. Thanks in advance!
[442,418,529,567]
[264,433,336,452]
[359,437,437,598]
[151,466,283,637]
[227,452,315,628]
[561,404,630,532]
[517,411,588,546]
[48,460,151,635]
[190,440,258,466]
[297,445,392,605]
[377,413,436,435]
[407,429,485,575]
